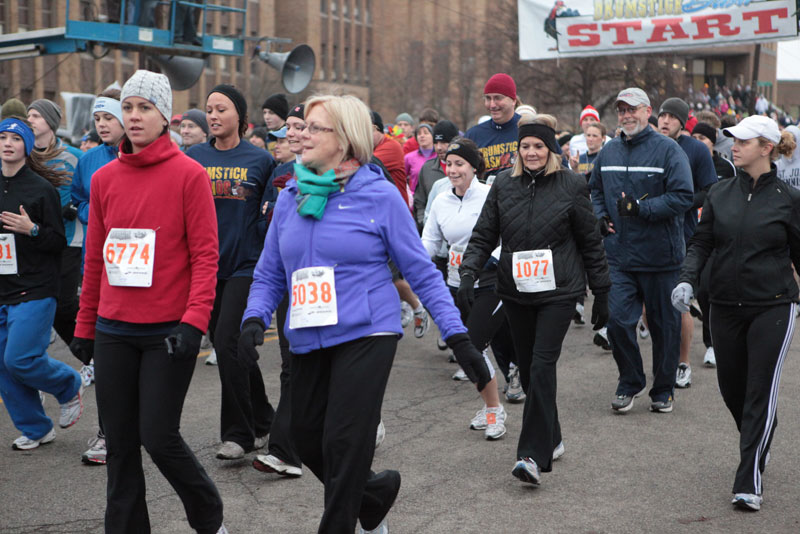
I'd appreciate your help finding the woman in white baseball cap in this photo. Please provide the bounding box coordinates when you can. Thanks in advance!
[671,114,798,512]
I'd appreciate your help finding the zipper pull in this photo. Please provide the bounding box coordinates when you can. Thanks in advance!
[747,193,752,202]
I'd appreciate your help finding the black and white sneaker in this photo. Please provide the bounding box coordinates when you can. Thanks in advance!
[593,327,611,351]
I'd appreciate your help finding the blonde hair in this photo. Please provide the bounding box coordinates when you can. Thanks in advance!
[511,114,563,177]
[304,95,374,165]
[757,131,797,161]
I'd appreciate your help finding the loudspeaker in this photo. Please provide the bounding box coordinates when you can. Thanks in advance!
[150,54,205,91]
[259,44,315,94]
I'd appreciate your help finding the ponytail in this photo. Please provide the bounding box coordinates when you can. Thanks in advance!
[774,130,797,160]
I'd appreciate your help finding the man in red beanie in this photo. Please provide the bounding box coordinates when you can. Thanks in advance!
[465,73,520,181]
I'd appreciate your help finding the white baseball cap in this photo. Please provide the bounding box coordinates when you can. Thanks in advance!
[722,115,780,144]
[615,88,650,108]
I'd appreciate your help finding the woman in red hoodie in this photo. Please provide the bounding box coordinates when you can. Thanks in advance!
[70,70,226,534]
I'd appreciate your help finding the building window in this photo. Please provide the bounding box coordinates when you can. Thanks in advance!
[321,0,327,14]
[42,0,53,27]
[0,0,6,33]
[18,0,30,30]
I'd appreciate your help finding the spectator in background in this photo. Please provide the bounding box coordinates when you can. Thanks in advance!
[268,127,294,165]
[80,130,101,152]
[0,98,28,121]
[403,108,440,155]
[414,119,459,231]
[776,125,800,189]
[569,105,603,156]
[262,94,288,131]
[372,111,408,206]
[395,112,415,144]
[179,108,209,149]
[248,127,268,150]
[404,123,436,195]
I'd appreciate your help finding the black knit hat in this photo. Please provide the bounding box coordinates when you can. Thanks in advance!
[209,84,247,121]
[287,103,305,120]
[518,123,559,155]
[445,139,481,171]
[371,111,384,132]
[262,93,289,120]
[433,120,459,143]
[692,122,717,144]
[658,97,689,126]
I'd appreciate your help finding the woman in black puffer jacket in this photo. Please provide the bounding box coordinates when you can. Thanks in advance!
[459,117,610,487]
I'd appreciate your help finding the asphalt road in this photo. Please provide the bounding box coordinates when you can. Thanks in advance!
[2,301,800,533]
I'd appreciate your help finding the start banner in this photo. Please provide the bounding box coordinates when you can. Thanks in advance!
[519,0,799,59]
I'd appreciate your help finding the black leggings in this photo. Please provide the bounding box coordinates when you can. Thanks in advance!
[710,302,795,495]
[450,286,506,356]
[209,277,274,448]
[94,331,223,534]
[503,298,576,472]
[291,335,397,534]
[267,293,300,467]
[53,247,82,349]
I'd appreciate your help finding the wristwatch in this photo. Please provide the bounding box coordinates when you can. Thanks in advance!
[30,224,39,237]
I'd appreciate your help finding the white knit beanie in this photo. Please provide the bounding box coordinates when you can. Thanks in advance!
[120,70,172,122]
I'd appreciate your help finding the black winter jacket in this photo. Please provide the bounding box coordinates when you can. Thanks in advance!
[460,167,610,306]
[679,166,800,306]
[0,165,65,304]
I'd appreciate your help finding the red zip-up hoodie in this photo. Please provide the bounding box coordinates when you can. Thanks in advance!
[75,133,219,338]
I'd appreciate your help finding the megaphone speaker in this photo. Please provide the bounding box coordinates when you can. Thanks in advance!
[262,44,316,94]
[150,55,205,91]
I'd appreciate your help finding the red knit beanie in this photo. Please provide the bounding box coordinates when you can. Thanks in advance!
[484,73,516,100]
[580,105,600,123]
[685,115,697,133]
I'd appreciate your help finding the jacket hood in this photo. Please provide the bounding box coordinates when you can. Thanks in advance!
[118,133,180,168]
[284,162,385,195]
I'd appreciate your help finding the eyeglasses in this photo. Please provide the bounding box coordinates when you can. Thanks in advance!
[306,124,335,135]
[617,105,644,116]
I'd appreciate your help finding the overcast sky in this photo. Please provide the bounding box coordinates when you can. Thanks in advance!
[778,38,800,80]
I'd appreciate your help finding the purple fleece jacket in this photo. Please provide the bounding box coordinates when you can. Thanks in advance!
[243,162,466,354]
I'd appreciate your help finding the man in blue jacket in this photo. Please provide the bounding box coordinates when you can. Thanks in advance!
[589,87,693,414]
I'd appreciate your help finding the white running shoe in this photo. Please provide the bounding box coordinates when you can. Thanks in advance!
[59,385,84,428]
[13,428,56,450]
[253,434,268,450]
[216,524,229,534]
[205,349,218,366]
[81,434,107,465]
[470,406,488,430]
[200,333,212,350]
[512,457,541,485]
[637,318,650,339]
[505,365,526,403]
[357,518,388,534]
[80,364,95,387]
[216,441,245,460]
[484,406,506,440]
[573,302,585,325]
[375,420,386,449]
[252,453,303,477]
[413,308,429,338]
[703,346,716,368]
[676,363,692,388]
[400,302,413,329]
[552,441,565,461]
[732,493,762,511]
[452,367,469,381]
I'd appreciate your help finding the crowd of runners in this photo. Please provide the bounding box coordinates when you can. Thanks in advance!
[0,68,799,533]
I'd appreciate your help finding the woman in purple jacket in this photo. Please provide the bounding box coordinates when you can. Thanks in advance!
[239,95,489,534]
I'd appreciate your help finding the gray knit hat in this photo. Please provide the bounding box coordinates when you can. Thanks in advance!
[27,99,62,133]
[121,70,172,122]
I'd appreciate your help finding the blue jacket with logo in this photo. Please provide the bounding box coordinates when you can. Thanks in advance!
[589,126,693,271]
[243,163,466,354]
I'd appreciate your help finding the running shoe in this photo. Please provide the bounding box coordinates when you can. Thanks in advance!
[637,319,650,339]
[205,349,218,366]
[703,346,716,368]
[375,420,386,449]
[200,333,212,350]
[484,406,507,440]
[400,302,413,329]
[80,364,95,387]
[358,471,399,534]
[81,434,107,465]
[732,493,762,511]
[253,434,268,450]
[357,518,388,534]
[452,368,469,381]
[512,457,541,485]
[611,387,646,413]
[12,428,56,450]
[217,525,229,534]
[59,385,84,428]
[650,395,674,413]
[253,453,303,477]
[593,327,611,351]
[552,441,565,461]
[505,365,526,403]
[470,406,488,430]
[437,336,448,351]
[573,302,585,325]
[216,441,245,460]
[676,363,692,388]
[413,308,429,338]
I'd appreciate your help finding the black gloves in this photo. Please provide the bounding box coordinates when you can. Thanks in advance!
[590,292,609,330]
[446,333,491,391]
[62,203,78,221]
[238,318,266,368]
[456,274,475,313]
[69,337,95,366]
[165,323,203,360]
[616,194,640,217]
[598,216,613,237]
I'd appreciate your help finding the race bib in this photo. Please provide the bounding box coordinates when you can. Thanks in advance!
[512,249,556,293]
[0,234,17,275]
[103,228,156,287]
[290,266,338,329]
[447,244,465,287]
